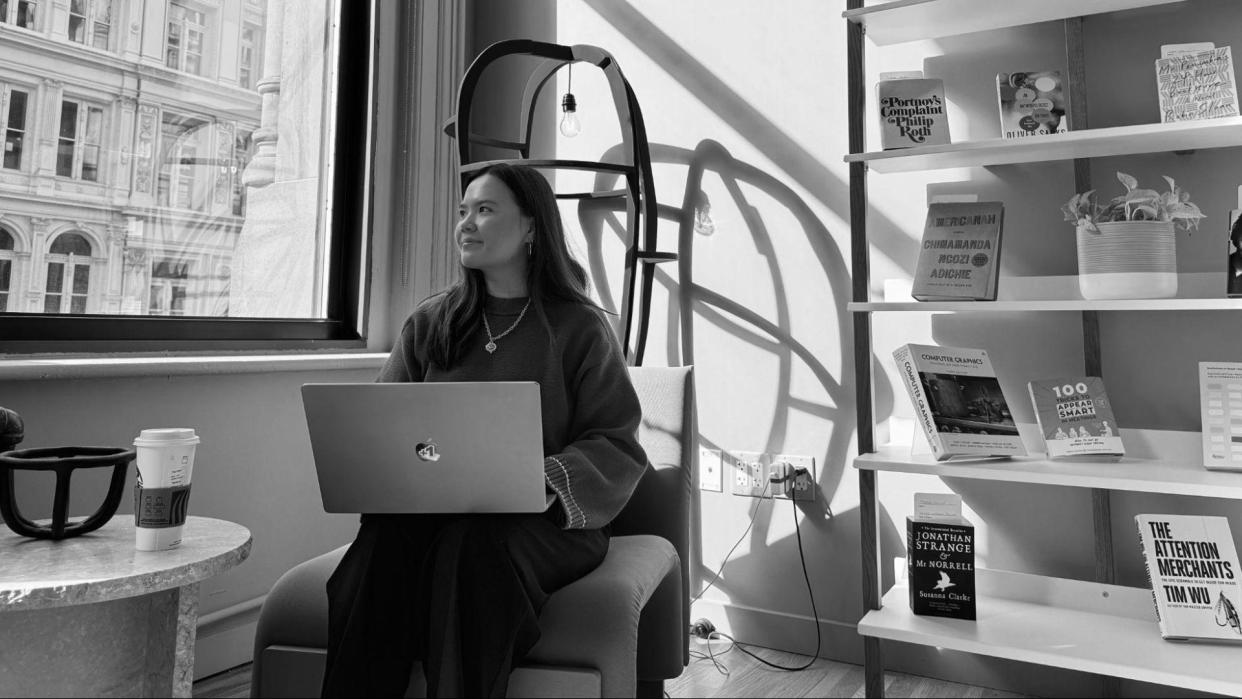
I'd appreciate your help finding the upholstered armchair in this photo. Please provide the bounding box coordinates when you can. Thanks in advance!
[250,365,695,697]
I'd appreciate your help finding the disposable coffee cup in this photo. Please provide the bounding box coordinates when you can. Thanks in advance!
[133,428,199,551]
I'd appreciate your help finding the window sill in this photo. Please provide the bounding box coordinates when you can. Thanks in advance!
[0,351,389,381]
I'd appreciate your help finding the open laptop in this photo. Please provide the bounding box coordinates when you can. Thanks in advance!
[301,382,550,514]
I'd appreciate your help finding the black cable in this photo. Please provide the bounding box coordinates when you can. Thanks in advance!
[690,480,771,605]
[714,495,822,672]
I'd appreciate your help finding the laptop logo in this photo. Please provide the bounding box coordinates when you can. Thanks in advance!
[415,440,441,462]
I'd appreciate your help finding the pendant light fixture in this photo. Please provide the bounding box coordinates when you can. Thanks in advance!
[560,63,581,138]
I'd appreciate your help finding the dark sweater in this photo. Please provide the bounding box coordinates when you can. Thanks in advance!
[377,293,647,530]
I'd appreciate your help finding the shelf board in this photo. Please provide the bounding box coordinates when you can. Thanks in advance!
[849,273,1242,312]
[844,117,1242,173]
[855,429,1242,499]
[859,568,1242,696]
[843,0,1183,46]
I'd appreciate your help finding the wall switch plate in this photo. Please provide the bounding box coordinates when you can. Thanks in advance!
[699,447,723,492]
[772,454,816,502]
[728,450,768,498]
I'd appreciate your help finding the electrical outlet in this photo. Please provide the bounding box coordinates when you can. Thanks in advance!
[728,450,768,497]
[698,447,723,492]
[772,454,816,502]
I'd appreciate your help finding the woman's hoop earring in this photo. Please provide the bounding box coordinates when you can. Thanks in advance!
[526,241,533,257]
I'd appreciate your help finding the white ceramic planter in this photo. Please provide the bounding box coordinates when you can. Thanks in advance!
[1076,220,1177,299]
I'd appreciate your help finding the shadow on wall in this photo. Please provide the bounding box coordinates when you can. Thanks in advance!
[576,138,904,617]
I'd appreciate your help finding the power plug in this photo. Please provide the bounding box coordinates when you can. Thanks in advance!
[689,617,716,640]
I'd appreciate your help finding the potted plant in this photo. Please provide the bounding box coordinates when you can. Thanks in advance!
[1062,171,1205,299]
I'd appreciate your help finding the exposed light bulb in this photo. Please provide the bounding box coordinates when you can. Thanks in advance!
[560,93,581,138]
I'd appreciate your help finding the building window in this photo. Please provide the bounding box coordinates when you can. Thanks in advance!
[148,258,189,316]
[68,0,112,50]
[239,23,262,89]
[232,129,252,216]
[3,87,27,171]
[166,1,205,76]
[0,228,13,312]
[56,100,104,181]
[1,0,38,28]
[44,233,92,314]
[158,112,210,210]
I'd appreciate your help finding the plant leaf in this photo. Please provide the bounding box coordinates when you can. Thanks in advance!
[1117,172,1138,192]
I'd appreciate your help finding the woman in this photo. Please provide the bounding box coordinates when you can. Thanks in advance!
[322,163,647,697]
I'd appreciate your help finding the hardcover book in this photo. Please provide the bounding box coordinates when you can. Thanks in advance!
[1136,514,1242,642]
[996,71,1070,139]
[911,201,1004,301]
[1198,362,1242,472]
[877,77,951,150]
[1227,186,1242,297]
[908,493,976,620]
[892,344,1026,461]
[1155,46,1240,123]
[1027,376,1124,461]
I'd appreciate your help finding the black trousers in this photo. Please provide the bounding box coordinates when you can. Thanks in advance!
[322,512,609,698]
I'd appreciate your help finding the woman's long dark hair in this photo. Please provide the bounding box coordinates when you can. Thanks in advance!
[426,163,600,368]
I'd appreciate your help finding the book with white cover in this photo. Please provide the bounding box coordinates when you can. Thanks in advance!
[1136,514,1242,642]
[1199,362,1242,472]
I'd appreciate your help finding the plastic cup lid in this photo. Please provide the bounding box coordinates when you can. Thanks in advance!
[134,428,199,445]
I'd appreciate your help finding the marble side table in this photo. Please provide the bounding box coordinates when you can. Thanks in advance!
[0,515,252,698]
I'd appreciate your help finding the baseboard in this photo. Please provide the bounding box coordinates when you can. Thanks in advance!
[688,599,1105,697]
[194,595,265,680]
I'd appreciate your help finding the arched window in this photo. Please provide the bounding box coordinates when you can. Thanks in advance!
[44,232,93,314]
[0,228,13,312]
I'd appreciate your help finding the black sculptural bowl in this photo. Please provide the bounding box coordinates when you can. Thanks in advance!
[0,446,135,540]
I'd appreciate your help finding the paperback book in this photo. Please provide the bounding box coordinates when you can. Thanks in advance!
[877,77,951,150]
[1136,514,1242,642]
[908,493,976,620]
[892,343,1026,461]
[1155,45,1240,123]
[1027,376,1124,461]
[1227,186,1242,297]
[996,71,1070,139]
[911,201,1004,301]
[1198,362,1242,472]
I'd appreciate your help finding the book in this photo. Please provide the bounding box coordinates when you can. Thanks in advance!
[908,493,976,620]
[1155,46,1240,123]
[1027,376,1124,461]
[877,77,950,150]
[1136,514,1242,642]
[1198,362,1242,472]
[1227,186,1242,297]
[911,201,1004,301]
[996,71,1070,139]
[892,344,1026,461]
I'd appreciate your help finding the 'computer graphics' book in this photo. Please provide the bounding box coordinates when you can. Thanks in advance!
[996,71,1070,139]
[911,201,1004,301]
[1027,376,1124,461]
[1136,514,1242,642]
[892,344,1026,461]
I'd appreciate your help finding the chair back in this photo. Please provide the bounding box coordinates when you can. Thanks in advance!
[609,366,695,656]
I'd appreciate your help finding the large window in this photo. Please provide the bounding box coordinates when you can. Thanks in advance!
[44,233,92,314]
[68,0,112,50]
[0,0,38,29]
[3,87,27,171]
[165,1,205,76]
[0,228,13,312]
[56,100,104,181]
[0,0,372,351]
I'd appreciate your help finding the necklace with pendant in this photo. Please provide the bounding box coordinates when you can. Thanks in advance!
[482,298,532,353]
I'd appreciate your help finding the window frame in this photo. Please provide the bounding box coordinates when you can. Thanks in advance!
[55,98,104,181]
[2,85,30,172]
[0,0,373,353]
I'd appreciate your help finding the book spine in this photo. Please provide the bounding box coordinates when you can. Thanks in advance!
[895,346,942,458]
[1137,518,1168,637]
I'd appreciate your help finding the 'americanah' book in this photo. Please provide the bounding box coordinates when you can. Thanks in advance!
[911,201,1004,301]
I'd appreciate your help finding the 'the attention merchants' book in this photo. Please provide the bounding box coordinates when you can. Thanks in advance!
[877,77,951,150]
[893,344,1026,461]
[1027,376,1124,461]
[1136,514,1242,642]
[996,71,1070,139]
[911,201,1004,301]
[908,493,976,620]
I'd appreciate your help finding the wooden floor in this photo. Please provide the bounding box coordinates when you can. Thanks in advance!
[192,641,1029,698]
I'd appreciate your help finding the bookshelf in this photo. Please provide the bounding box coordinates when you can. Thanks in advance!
[845,1,1242,697]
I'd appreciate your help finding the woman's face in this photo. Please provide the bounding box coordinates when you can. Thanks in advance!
[456,174,533,281]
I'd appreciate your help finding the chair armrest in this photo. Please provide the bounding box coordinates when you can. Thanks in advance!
[524,535,680,697]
